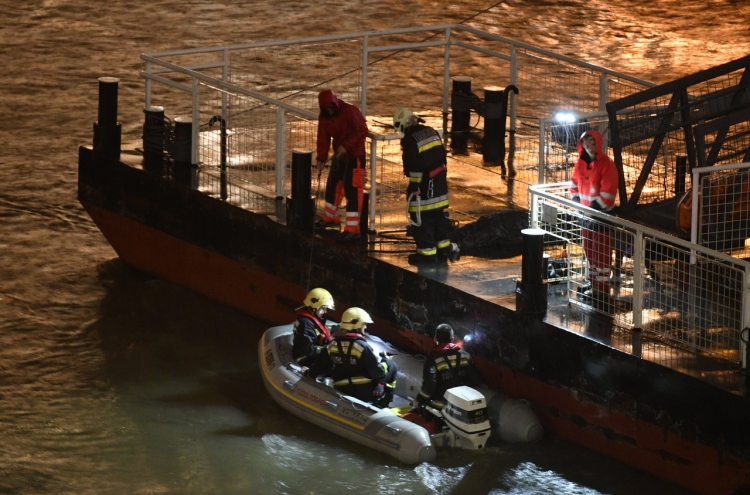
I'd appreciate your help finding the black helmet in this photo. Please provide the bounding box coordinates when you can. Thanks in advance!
[435,324,454,344]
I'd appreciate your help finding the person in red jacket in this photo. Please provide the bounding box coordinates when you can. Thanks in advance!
[570,129,619,300]
[315,89,369,242]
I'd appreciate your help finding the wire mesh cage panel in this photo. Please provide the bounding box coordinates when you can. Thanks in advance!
[607,60,750,212]
[541,115,611,184]
[641,238,744,362]
[530,184,748,363]
[611,100,688,206]
[515,49,602,119]
[508,51,649,186]
[229,40,363,113]
[196,83,319,211]
[697,166,750,255]
[371,135,407,232]
[198,84,278,196]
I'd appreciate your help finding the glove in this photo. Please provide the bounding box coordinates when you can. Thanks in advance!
[571,195,581,203]
[372,382,385,398]
[589,201,603,211]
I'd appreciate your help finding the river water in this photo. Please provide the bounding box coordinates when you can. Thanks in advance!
[2,1,749,494]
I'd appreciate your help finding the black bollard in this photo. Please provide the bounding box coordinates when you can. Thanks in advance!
[482,86,505,169]
[143,106,166,175]
[286,150,315,230]
[450,76,472,154]
[360,190,370,244]
[172,117,196,188]
[93,77,122,161]
[515,228,548,317]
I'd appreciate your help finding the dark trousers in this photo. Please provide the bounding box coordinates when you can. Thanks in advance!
[410,208,452,257]
[322,155,365,233]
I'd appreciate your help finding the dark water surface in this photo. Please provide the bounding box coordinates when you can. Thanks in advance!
[2,1,749,493]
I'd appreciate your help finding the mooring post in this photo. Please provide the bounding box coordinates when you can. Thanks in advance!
[360,190,370,244]
[286,149,315,230]
[172,116,196,188]
[482,86,505,172]
[516,228,548,317]
[143,106,166,175]
[450,76,472,154]
[93,77,122,161]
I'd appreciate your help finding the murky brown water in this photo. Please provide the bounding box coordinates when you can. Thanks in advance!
[2,1,749,493]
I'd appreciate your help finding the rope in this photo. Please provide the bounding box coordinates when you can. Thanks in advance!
[406,192,422,227]
[306,166,324,293]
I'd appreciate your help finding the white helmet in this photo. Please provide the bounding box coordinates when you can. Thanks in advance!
[393,107,415,133]
[340,307,373,331]
[303,288,335,311]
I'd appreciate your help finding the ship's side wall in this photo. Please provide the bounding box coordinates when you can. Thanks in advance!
[78,147,750,495]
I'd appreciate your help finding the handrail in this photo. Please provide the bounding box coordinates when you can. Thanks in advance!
[529,181,750,269]
[139,57,319,120]
[141,24,656,91]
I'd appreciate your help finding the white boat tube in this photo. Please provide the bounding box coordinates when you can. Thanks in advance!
[259,325,543,464]
[259,324,436,464]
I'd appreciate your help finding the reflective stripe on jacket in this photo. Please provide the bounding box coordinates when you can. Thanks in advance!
[570,130,618,211]
[326,332,384,389]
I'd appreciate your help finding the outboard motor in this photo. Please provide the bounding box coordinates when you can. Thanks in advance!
[431,386,492,450]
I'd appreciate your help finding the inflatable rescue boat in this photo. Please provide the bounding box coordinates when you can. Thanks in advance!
[259,324,542,464]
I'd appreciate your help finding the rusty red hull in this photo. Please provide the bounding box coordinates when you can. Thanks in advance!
[78,146,750,495]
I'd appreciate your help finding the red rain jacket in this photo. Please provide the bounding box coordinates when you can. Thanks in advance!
[316,89,368,164]
[570,129,618,211]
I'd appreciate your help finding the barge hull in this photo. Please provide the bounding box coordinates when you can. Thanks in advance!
[78,146,750,495]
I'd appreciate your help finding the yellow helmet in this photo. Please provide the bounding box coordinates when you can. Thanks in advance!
[340,307,373,331]
[393,107,415,133]
[303,288,334,311]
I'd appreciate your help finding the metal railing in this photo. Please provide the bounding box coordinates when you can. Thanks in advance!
[529,182,750,367]
[138,24,654,228]
[135,25,750,367]
[691,162,750,256]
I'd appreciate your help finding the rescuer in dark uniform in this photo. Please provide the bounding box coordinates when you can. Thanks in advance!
[292,288,336,368]
[393,107,460,265]
[307,307,398,408]
[415,323,480,410]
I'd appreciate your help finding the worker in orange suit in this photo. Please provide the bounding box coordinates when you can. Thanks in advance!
[570,129,618,301]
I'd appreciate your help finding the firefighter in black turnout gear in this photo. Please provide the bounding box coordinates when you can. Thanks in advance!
[292,288,335,368]
[416,324,480,410]
[394,108,460,265]
[307,308,398,408]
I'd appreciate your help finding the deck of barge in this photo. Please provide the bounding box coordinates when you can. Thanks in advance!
[320,148,748,398]
[119,139,748,398]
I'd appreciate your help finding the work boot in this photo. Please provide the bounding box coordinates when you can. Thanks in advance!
[448,243,461,262]
[315,219,340,231]
[337,231,360,243]
[408,253,437,265]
